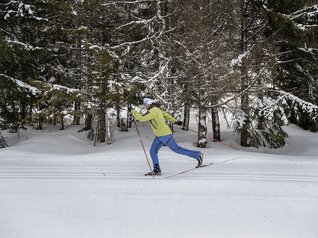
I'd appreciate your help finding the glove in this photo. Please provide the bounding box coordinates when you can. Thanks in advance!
[175,120,183,126]
[131,109,138,118]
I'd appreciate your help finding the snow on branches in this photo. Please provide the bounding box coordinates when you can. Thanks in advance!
[275,90,318,119]
[0,74,39,95]
[3,1,48,21]
[233,90,318,148]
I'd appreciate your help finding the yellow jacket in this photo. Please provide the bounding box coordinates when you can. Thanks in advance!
[131,107,177,137]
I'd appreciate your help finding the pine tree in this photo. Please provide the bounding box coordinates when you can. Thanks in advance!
[266,0,318,131]
[0,1,78,131]
[0,1,38,131]
[228,0,291,148]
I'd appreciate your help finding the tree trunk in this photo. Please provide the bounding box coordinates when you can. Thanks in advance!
[28,101,33,126]
[127,104,132,128]
[53,113,57,126]
[73,101,81,125]
[21,99,26,126]
[97,108,106,143]
[38,114,43,130]
[116,104,121,128]
[240,81,249,147]
[211,106,220,142]
[197,106,207,148]
[106,117,115,144]
[85,113,93,131]
[33,103,43,130]
[183,101,190,131]
[310,109,318,132]
[59,113,64,130]
[240,0,249,147]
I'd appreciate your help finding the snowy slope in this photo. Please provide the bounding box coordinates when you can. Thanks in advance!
[0,124,317,238]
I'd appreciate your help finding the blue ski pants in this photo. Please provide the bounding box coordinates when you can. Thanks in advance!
[150,134,201,166]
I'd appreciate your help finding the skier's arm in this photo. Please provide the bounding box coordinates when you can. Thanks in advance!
[131,109,156,122]
[162,111,177,123]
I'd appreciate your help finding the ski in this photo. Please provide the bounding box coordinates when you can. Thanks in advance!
[144,172,161,176]
[165,162,213,179]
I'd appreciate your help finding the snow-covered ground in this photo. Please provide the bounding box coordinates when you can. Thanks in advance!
[0,123,317,238]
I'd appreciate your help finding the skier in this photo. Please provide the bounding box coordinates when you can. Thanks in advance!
[131,98,203,176]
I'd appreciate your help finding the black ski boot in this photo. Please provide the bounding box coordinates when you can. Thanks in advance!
[145,164,161,176]
[196,153,204,168]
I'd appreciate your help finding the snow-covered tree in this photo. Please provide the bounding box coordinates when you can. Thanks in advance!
[0,1,80,131]
[266,1,318,131]
[226,0,294,148]
[170,0,239,147]
[1,0,316,148]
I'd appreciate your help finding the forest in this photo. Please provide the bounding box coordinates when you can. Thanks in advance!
[0,0,318,148]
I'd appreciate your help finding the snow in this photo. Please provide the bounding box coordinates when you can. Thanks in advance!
[230,51,249,67]
[4,2,48,21]
[50,84,79,93]
[0,124,318,238]
[0,74,39,95]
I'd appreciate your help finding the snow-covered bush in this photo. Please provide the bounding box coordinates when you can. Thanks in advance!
[234,96,288,148]
[0,75,36,132]
[234,90,318,148]
[278,91,318,131]
[0,132,8,148]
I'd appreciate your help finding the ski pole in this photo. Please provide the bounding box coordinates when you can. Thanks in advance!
[128,104,153,175]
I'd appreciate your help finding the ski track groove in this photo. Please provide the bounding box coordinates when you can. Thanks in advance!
[1,170,318,182]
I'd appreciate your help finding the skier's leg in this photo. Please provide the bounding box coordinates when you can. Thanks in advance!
[149,137,164,167]
[163,134,201,159]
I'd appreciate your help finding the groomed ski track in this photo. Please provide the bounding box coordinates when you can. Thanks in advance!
[1,157,318,182]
